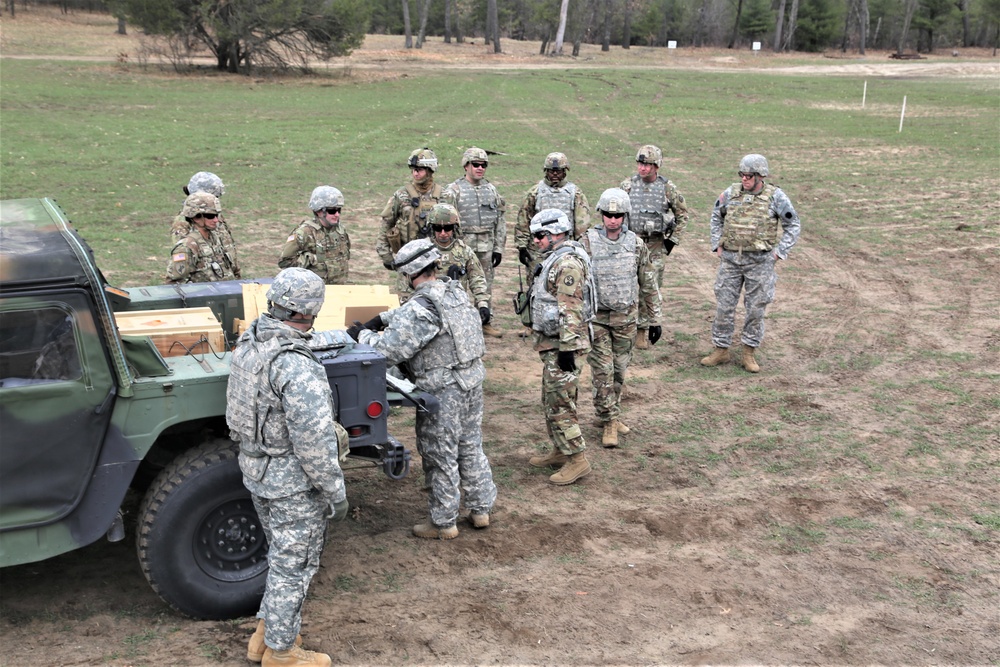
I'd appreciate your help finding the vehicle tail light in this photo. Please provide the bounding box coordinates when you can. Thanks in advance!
[366,401,384,419]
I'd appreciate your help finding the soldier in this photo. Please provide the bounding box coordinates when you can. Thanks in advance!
[347,239,497,539]
[620,145,688,349]
[165,192,238,284]
[278,186,351,284]
[580,189,662,448]
[442,147,506,337]
[226,267,349,667]
[376,147,443,303]
[171,171,241,278]
[524,209,596,486]
[701,154,800,373]
[425,203,495,338]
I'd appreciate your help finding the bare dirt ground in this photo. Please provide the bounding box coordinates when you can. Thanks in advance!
[2,7,999,667]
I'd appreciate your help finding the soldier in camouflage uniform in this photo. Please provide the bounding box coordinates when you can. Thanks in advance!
[701,154,800,373]
[165,193,239,284]
[226,268,349,667]
[426,203,494,336]
[620,145,688,349]
[525,209,596,486]
[376,148,443,303]
[278,186,351,284]
[171,171,241,278]
[580,189,662,448]
[347,239,496,539]
[442,147,506,337]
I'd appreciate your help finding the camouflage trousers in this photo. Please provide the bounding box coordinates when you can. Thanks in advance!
[539,349,587,455]
[711,249,777,349]
[252,490,328,650]
[587,319,637,422]
[638,234,666,329]
[473,249,496,300]
[416,383,497,527]
[324,260,349,285]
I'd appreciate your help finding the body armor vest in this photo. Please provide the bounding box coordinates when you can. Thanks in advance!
[721,183,779,251]
[536,181,577,223]
[530,241,596,338]
[586,228,639,312]
[452,179,501,234]
[408,280,486,392]
[628,175,675,237]
[402,182,443,240]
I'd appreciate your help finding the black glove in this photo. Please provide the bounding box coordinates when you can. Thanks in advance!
[492,252,502,267]
[382,259,395,270]
[345,321,365,342]
[363,315,386,331]
[557,350,576,372]
[648,325,662,346]
[479,307,491,325]
[447,264,465,281]
[663,239,676,256]
[518,247,531,266]
[329,499,349,523]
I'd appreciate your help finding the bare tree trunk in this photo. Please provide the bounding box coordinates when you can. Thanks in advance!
[540,32,551,54]
[694,0,709,46]
[489,0,501,52]
[554,0,570,54]
[781,0,799,51]
[960,0,969,46]
[622,0,632,47]
[117,16,127,35]
[840,0,853,51]
[728,0,744,48]
[872,15,881,46]
[574,0,598,56]
[773,0,787,51]
[402,0,413,48]
[416,0,432,48]
[444,0,452,43]
[858,0,868,54]
[897,0,918,54]
[602,0,612,51]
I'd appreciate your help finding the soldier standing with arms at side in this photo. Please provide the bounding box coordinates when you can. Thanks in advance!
[442,147,507,338]
[701,154,800,373]
[426,204,494,334]
[172,171,241,278]
[346,239,497,539]
[580,188,662,448]
[525,209,596,486]
[376,148,443,303]
[165,192,238,284]
[278,186,351,284]
[227,268,349,667]
[620,145,688,349]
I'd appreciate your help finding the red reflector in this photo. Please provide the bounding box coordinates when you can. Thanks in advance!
[366,401,384,419]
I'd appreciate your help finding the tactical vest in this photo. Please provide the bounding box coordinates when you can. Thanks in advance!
[586,228,639,312]
[628,175,675,237]
[721,183,779,252]
[530,241,596,338]
[408,280,486,392]
[452,178,501,235]
[536,181,577,223]
[401,182,443,241]
[174,231,235,282]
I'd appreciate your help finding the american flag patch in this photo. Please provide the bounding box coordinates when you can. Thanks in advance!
[172,253,186,262]
[287,234,296,242]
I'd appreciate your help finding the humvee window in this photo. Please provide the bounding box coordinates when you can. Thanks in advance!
[0,307,81,386]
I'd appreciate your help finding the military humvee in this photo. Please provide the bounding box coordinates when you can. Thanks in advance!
[0,198,426,619]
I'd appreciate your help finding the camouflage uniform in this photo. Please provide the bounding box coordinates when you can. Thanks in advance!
[359,278,496,529]
[441,177,506,296]
[278,218,351,284]
[165,229,237,283]
[171,171,241,278]
[709,181,800,348]
[226,312,346,652]
[580,226,660,423]
[435,238,490,309]
[515,178,591,279]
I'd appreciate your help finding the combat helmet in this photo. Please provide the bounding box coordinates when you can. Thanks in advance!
[636,145,662,168]
[394,238,442,277]
[462,147,489,167]
[309,186,345,212]
[267,267,325,320]
[407,147,438,172]
[543,152,569,171]
[428,203,461,249]
[187,171,225,198]
[739,154,769,177]
[596,188,632,216]
[182,192,221,219]
[529,208,573,236]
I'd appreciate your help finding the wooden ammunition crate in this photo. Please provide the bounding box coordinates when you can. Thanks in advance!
[116,307,227,357]
[238,284,399,335]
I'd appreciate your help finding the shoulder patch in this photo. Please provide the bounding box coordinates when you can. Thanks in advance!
[563,275,575,287]
[172,252,186,262]
[287,234,296,242]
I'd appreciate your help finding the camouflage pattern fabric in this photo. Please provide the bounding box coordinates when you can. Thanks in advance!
[278,218,351,285]
[377,181,443,301]
[434,238,490,308]
[165,229,237,283]
[531,243,592,352]
[515,179,591,279]
[540,350,587,455]
[170,215,241,278]
[441,178,506,295]
[711,183,800,258]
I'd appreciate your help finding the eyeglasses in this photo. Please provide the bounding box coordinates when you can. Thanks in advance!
[194,213,218,220]
[604,212,626,220]
[323,207,342,215]
[532,231,549,240]
[432,224,456,233]
[545,168,566,173]
[739,172,757,179]
[469,162,488,169]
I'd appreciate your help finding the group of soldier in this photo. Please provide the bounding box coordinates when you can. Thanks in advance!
[184,145,799,667]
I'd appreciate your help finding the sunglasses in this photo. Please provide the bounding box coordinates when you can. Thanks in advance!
[432,224,456,232]
[469,162,488,169]
[194,213,218,220]
[604,212,626,220]
[545,168,566,173]
[532,231,549,240]
[323,207,342,215]
[739,172,757,179]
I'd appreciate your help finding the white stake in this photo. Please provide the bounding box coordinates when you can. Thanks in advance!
[899,95,907,132]
[862,80,867,108]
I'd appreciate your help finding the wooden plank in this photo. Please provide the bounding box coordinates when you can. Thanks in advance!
[242,283,399,332]
[116,307,227,357]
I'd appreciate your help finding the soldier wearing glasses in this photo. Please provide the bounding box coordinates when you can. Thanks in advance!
[278,186,352,285]
[172,171,241,278]
[166,192,238,283]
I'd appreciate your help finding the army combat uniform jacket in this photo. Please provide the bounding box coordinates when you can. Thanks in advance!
[278,218,351,285]
[165,229,238,284]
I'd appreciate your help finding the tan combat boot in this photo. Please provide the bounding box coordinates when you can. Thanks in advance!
[469,512,490,528]
[602,421,618,448]
[412,522,459,539]
[262,645,331,667]
[615,419,631,435]
[528,447,569,468]
[549,452,592,485]
[247,620,302,663]
[635,329,649,350]
[700,347,729,366]
[742,346,760,373]
[481,323,504,338]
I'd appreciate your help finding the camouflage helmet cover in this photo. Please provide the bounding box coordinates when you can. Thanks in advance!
[182,192,221,219]
[407,147,438,172]
[428,203,461,227]
[739,153,769,177]
[462,147,489,166]
[187,171,225,198]
[543,152,569,171]
[309,185,345,211]
[636,145,663,167]
[267,267,325,317]
[596,187,632,215]
[529,208,573,236]
[394,238,442,277]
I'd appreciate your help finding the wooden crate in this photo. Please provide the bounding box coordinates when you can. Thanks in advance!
[116,307,227,357]
[238,284,399,335]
